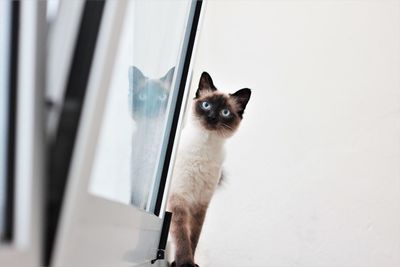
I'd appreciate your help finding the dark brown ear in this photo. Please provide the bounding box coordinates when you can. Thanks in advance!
[196,72,217,98]
[230,88,251,117]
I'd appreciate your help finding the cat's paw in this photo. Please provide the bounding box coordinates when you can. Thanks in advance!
[170,262,199,267]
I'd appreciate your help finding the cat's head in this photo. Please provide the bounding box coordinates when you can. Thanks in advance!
[128,66,175,119]
[193,72,251,138]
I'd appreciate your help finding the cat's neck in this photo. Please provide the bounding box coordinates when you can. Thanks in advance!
[182,115,226,150]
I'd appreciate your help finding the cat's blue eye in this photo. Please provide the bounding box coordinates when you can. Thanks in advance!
[159,94,167,101]
[221,109,230,117]
[138,93,147,101]
[201,101,211,110]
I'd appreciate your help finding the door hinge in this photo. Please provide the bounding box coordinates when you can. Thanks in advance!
[151,211,172,264]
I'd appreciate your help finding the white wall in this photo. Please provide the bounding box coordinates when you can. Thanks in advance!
[192,1,400,267]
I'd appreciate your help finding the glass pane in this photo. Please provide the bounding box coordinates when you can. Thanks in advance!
[0,0,12,240]
[89,0,191,212]
[46,0,60,23]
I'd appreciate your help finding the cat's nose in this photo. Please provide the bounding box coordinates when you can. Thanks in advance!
[207,112,216,119]
[207,113,218,123]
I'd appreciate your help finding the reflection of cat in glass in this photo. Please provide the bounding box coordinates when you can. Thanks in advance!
[128,66,175,209]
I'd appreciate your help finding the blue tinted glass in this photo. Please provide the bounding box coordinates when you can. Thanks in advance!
[89,1,191,212]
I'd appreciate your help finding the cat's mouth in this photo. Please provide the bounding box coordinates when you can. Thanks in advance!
[202,122,233,136]
[201,120,219,130]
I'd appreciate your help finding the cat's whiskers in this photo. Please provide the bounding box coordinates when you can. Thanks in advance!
[221,123,233,131]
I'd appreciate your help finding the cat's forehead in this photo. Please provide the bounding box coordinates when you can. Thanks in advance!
[198,90,226,100]
[197,91,239,110]
[146,79,163,87]
[138,78,167,91]
[200,92,227,104]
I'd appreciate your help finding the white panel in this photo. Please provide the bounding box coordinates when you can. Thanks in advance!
[52,1,163,266]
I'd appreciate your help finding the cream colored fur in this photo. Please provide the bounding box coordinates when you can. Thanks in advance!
[169,113,226,207]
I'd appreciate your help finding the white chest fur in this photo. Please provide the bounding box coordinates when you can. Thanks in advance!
[170,119,226,205]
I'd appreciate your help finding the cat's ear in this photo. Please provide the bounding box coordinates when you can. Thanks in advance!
[160,67,175,90]
[128,66,146,92]
[230,88,251,117]
[196,72,217,98]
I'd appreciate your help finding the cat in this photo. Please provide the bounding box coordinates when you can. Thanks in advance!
[167,72,251,267]
[128,66,175,209]
[128,66,175,120]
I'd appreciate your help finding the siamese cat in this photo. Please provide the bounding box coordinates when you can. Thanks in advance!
[128,66,174,209]
[168,72,251,267]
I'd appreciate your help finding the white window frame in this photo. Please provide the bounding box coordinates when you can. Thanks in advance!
[51,1,203,267]
[0,1,47,266]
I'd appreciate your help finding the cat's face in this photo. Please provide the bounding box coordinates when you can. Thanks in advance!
[193,72,251,138]
[128,66,175,119]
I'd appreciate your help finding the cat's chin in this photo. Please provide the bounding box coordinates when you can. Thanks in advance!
[206,127,236,139]
[190,113,238,139]
[215,130,235,139]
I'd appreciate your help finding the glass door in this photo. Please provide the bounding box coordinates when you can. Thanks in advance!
[52,1,202,266]
[89,0,192,214]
